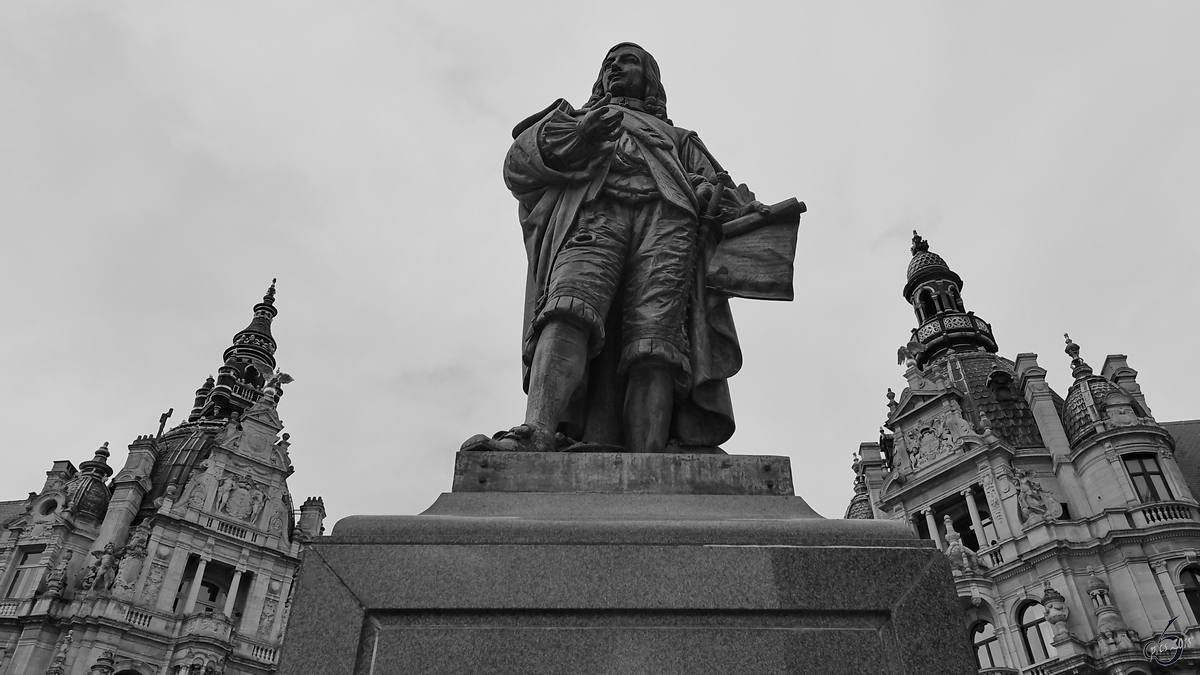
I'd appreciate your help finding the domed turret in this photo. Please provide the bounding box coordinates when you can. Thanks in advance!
[63,442,114,521]
[844,475,874,519]
[1061,335,1147,447]
[902,232,997,368]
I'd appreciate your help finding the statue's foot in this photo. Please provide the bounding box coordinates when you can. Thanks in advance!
[460,424,557,452]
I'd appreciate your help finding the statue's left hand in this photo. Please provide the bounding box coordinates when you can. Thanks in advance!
[736,200,772,218]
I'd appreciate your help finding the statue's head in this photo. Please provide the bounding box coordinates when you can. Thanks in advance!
[587,43,669,122]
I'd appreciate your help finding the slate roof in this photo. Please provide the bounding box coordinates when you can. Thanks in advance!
[0,498,31,529]
[1164,419,1200,500]
[845,492,875,519]
[933,351,1044,448]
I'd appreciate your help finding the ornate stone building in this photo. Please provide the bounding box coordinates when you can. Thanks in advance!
[847,233,1200,674]
[0,284,325,675]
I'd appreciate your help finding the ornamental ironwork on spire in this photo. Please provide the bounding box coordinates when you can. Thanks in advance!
[902,232,997,368]
[223,279,278,370]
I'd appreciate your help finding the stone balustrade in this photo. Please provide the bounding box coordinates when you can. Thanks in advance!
[1131,500,1197,528]
[234,636,279,664]
[978,543,1004,566]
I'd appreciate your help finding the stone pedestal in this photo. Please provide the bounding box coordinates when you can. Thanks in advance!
[279,452,974,674]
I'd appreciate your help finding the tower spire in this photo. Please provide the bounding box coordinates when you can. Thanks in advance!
[193,281,282,419]
[901,233,997,367]
[222,278,279,369]
[1064,333,1094,379]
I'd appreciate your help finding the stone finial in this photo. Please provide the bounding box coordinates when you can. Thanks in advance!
[911,230,929,255]
[45,630,73,675]
[1064,333,1094,379]
[1042,582,1070,638]
[87,650,115,675]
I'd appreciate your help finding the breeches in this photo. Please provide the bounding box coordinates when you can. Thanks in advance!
[536,196,695,387]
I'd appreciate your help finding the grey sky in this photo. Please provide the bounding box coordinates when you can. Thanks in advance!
[2,2,1197,524]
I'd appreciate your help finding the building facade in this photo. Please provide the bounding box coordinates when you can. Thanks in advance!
[0,284,325,675]
[847,233,1200,674]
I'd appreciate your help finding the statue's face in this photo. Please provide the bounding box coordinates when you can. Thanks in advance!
[602,46,647,99]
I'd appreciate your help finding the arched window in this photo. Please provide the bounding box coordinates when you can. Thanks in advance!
[1019,602,1057,664]
[918,288,937,321]
[1181,567,1200,624]
[972,621,1000,669]
[244,365,261,388]
[1123,454,1173,503]
[948,284,965,312]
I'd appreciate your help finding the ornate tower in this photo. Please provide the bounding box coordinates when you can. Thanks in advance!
[0,283,321,675]
[903,231,997,369]
[848,234,1200,675]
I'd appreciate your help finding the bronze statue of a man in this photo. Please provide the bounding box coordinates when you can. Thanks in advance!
[471,43,801,454]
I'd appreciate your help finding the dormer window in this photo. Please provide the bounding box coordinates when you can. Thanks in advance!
[987,371,1016,402]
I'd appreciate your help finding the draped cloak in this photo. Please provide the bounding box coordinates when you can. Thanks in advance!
[504,99,757,449]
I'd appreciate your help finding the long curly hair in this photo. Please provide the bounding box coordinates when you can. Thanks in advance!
[584,42,670,124]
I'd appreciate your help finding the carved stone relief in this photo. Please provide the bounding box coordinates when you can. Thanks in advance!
[213,471,269,525]
[905,415,955,471]
[141,563,168,606]
[979,470,1006,527]
[258,595,279,638]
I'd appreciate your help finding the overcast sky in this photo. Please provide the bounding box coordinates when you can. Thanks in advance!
[2,2,1198,525]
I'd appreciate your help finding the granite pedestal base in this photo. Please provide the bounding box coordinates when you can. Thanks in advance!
[279,453,973,674]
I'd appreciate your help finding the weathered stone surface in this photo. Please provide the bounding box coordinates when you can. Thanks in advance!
[280,489,975,674]
[454,451,793,495]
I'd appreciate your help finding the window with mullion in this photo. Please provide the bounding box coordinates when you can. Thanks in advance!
[1182,568,1200,625]
[972,621,1000,669]
[1124,455,1172,503]
[1019,603,1058,664]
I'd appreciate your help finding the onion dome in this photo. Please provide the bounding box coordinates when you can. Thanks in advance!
[1061,335,1132,447]
[63,443,114,521]
[904,231,961,299]
[902,232,997,368]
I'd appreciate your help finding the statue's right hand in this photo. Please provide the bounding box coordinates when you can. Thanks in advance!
[579,93,624,144]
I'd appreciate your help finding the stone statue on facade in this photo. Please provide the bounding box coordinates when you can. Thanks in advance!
[1001,466,1063,524]
[114,519,153,593]
[44,548,73,597]
[941,515,984,574]
[219,412,243,449]
[215,476,235,512]
[96,543,119,590]
[464,42,802,455]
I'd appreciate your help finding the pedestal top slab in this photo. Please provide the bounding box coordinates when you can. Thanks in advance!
[454,451,792,495]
